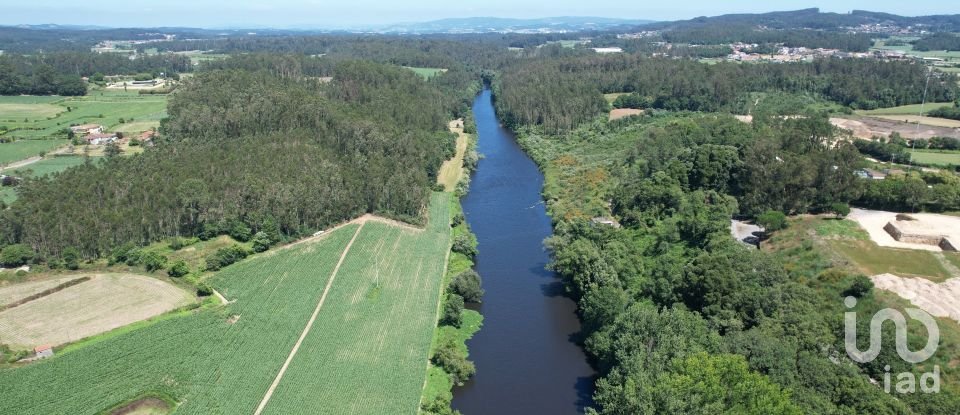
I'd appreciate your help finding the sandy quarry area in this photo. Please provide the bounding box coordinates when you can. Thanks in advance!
[609,108,644,121]
[830,116,960,140]
[847,208,960,252]
[871,273,960,324]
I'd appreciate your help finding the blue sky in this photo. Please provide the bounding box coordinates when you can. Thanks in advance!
[1,1,955,29]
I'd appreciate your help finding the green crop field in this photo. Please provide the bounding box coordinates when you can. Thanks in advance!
[0,224,357,414]
[261,192,450,414]
[404,67,447,79]
[0,193,452,415]
[856,102,955,116]
[910,150,960,166]
[3,155,100,177]
[0,90,167,142]
[0,139,69,165]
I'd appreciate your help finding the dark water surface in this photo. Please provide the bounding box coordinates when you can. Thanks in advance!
[452,89,596,414]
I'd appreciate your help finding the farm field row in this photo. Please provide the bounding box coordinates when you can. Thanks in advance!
[0,224,356,414]
[262,192,450,414]
[0,193,452,415]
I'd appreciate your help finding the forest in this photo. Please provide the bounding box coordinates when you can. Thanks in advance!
[510,111,960,414]
[0,56,475,258]
[913,32,960,52]
[494,53,959,133]
[0,53,191,95]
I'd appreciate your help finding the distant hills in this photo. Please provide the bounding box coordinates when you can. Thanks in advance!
[370,16,655,34]
[639,8,960,32]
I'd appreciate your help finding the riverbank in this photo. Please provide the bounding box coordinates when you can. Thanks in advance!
[420,115,483,414]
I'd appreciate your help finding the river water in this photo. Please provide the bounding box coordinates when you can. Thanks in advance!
[452,88,595,414]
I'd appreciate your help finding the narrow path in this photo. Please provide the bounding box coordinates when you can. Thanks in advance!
[253,222,366,415]
[1,156,41,172]
[437,119,468,191]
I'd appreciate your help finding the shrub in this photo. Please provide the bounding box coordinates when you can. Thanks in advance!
[62,247,81,270]
[205,244,250,271]
[451,213,465,228]
[109,242,137,265]
[451,234,478,258]
[196,283,213,297]
[251,231,272,253]
[228,220,253,242]
[0,244,34,267]
[756,210,787,232]
[844,275,874,298]
[440,294,464,327]
[450,269,483,303]
[828,202,851,219]
[431,341,475,385]
[167,260,190,278]
[143,252,168,272]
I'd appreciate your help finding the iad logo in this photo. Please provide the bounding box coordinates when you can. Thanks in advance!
[844,296,941,393]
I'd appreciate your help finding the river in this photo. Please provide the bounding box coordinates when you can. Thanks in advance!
[452,88,596,414]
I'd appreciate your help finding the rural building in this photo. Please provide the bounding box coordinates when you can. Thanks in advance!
[85,133,118,145]
[70,124,103,135]
[139,130,156,142]
[131,79,157,85]
[34,345,54,359]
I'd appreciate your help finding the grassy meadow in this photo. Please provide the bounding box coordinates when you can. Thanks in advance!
[856,102,955,116]
[0,139,69,165]
[0,90,167,141]
[0,193,453,415]
[910,150,960,166]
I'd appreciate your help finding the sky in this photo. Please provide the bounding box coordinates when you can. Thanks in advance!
[0,0,956,29]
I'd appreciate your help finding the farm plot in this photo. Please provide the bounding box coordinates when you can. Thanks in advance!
[1,91,167,141]
[261,193,450,415]
[0,139,69,166]
[0,274,193,349]
[0,225,357,415]
[0,276,82,306]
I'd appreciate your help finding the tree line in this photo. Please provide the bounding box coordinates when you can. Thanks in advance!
[494,54,959,133]
[0,57,470,259]
[0,52,192,96]
[913,32,960,51]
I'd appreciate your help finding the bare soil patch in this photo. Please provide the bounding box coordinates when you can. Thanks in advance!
[437,119,469,191]
[830,116,960,139]
[871,273,960,324]
[0,273,193,349]
[109,397,171,415]
[609,108,644,121]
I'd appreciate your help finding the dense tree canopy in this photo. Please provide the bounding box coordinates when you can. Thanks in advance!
[0,59,468,258]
